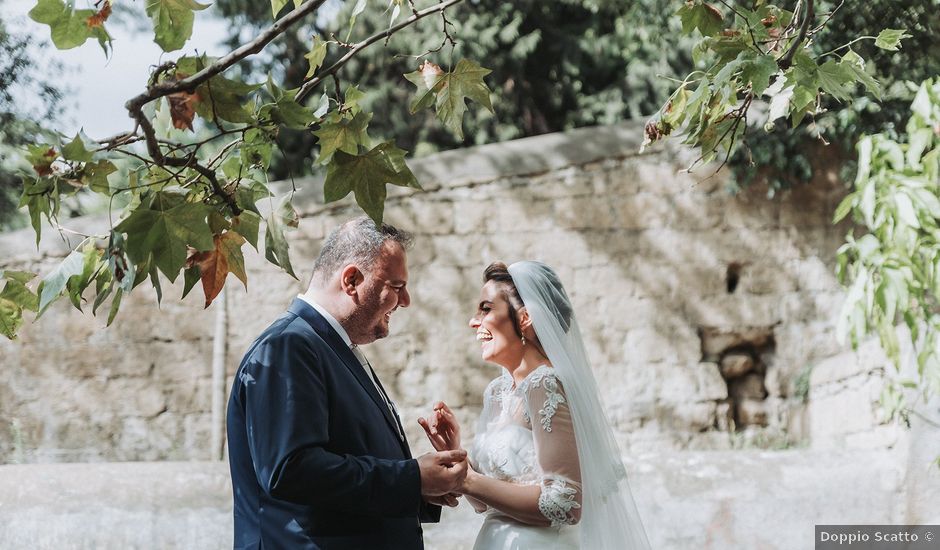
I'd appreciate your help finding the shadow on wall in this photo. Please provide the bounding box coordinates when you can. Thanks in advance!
[0,121,857,462]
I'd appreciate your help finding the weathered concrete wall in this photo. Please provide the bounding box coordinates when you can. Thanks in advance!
[2,121,855,461]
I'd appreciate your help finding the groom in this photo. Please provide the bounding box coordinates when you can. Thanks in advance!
[227,217,467,549]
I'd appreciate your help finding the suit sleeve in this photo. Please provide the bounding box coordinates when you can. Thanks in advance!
[238,328,423,517]
[419,501,442,523]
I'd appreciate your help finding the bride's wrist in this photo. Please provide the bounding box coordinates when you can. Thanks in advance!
[462,468,480,495]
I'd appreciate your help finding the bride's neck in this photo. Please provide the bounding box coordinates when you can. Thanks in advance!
[508,346,550,386]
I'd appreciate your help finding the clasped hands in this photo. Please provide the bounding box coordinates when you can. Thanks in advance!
[416,401,471,508]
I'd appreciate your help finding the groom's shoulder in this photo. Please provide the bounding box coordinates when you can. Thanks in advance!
[249,310,329,356]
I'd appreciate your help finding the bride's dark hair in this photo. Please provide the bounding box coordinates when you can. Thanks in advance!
[483,261,573,336]
[483,261,525,338]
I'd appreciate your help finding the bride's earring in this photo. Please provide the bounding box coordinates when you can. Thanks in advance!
[521,335,527,346]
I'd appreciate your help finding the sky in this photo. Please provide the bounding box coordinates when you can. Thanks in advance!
[7,0,233,138]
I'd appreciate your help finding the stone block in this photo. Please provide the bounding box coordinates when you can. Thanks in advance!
[729,373,767,401]
[700,327,774,357]
[611,193,677,229]
[694,362,729,400]
[495,198,556,232]
[553,196,617,230]
[736,399,768,426]
[384,201,455,236]
[625,328,700,365]
[720,353,755,379]
[451,200,492,235]
[716,402,734,431]
[685,293,781,328]
[793,256,839,292]
[673,401,718,431]
[809,380,881,447]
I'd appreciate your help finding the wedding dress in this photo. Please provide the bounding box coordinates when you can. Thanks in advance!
[468,261,650,550]
[470,366,581,549]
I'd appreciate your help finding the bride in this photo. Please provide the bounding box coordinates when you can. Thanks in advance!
[419,261,651,549]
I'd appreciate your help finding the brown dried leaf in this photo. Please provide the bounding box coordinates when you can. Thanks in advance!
[193,240,227,309]
[419,60,444,90]
[32,148,57,176]
[703,3,723,20]
[86,1,112,28]
[168,91,199,131]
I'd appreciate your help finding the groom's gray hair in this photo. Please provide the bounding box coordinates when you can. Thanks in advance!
[311,216,413,283]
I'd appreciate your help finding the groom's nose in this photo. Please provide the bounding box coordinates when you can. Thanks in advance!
[399,286,411,308]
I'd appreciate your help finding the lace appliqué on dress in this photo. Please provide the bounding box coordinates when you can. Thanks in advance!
[537,476,582,527]
[527,368,566,432]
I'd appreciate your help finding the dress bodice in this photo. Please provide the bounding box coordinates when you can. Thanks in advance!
[469,365,583,528]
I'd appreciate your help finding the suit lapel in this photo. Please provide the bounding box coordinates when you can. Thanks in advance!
[287,298,409,454]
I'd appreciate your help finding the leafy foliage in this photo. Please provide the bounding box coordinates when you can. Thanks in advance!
[0,0,492,339]
[212,0,697,178]
[834,79,940,423]
[0,10,64,230]
[727,0,937,193]
[643,0,920,171]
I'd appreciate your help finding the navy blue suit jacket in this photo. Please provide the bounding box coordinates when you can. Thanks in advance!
[227,298,440,549]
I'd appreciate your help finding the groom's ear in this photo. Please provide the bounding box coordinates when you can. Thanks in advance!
[340,265,363,296]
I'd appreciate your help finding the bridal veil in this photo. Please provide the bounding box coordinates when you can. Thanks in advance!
[508,261,651,550]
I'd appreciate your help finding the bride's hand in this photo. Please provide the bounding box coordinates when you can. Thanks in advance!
[418,401,462,451]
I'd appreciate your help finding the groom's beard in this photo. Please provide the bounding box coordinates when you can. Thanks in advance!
[346,287,389,343]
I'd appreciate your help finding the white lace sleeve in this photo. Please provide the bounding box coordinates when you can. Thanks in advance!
[524,368,582,526]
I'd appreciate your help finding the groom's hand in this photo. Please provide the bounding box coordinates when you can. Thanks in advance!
[418,449,468,497]
[424,492,461,508]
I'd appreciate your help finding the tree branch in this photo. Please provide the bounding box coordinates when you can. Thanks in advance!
[126,0,327,109]
[296,0,463,103]
[778,0,814,70]
[120,0,328,217]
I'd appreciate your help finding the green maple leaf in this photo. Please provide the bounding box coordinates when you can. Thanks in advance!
[323,141,421,224]
[304,36,328,78]
[676,1,724,37]
[842,51,883,101]
[83,160,118,193]
[174,56,261,124]
[218,231,248,289]
[789,84,817,126]
[0,271,39,312]
[18,176,53,247]
[64,243,104,311]
[146,0,209,52]
[435,60,493,140]
[29,0,99,50]
[874,29,911,51]
[404,64,445,113]
[61,133,93,162]
[263,79,316,129]
[406,59,494,141]
[740,54,779,97]
[270,0,302,18]
[264,198,297,279]
[0,270,40,338]
[115,201,215,282]
[313,111,372,164]
[182,266,201,299]
[232,211,261,250]
[817,60,855,102]
[37,250,85,315]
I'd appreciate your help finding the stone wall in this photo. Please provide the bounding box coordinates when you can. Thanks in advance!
[1,121,856,462]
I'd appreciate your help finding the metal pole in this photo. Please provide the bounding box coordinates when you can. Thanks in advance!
[210,287,228,461]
